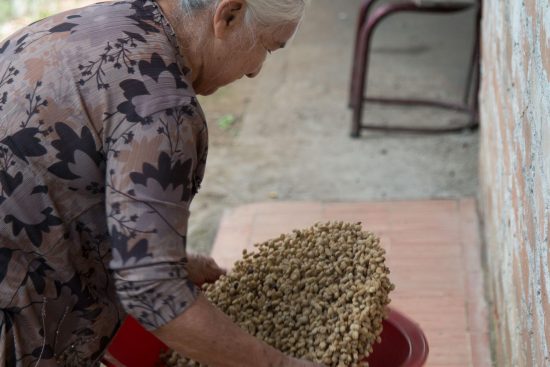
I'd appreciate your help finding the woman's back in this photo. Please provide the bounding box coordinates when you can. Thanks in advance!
[0,2,207,365]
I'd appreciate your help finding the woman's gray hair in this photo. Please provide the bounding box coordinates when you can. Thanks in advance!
[179,0,306,26]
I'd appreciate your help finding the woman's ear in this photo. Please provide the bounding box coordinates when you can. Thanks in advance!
[213,0,246,39]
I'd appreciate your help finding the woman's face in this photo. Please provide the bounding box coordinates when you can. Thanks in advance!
[194,0,299,95]
[201,23,297,95]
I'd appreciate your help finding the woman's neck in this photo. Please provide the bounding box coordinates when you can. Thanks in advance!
[155,0,211,92]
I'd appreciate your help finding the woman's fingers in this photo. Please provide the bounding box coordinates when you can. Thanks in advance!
[202,256,226,283]
[187,254,226,284]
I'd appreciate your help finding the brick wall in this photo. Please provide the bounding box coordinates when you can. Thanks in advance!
[479,0,550,366]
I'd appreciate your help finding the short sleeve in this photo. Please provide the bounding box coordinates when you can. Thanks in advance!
[105,102,206,330]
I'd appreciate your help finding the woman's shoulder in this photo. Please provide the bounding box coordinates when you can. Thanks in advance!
[0,1,169,61]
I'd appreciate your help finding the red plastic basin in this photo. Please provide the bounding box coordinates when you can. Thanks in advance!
[364,308,429,367]
[104,308,428,367]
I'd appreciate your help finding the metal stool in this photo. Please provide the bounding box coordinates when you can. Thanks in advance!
[349,0,481,137]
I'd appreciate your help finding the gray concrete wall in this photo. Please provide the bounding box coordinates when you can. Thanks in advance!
[479,0,550,365]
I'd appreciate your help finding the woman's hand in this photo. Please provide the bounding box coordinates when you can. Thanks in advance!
[158,260,325,367]
[187,254,226,286]
[153,294,326,367]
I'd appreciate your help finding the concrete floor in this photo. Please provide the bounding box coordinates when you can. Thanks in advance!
[188,0,480,253]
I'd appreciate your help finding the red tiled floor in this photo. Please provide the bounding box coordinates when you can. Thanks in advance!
[209,199,492,366]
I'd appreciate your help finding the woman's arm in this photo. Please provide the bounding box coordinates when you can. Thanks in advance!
[152,294,322,367]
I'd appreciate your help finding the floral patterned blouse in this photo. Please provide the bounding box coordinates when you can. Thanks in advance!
[0,1,207,365]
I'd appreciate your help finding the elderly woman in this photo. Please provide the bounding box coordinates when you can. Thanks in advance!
[0,0,321,366]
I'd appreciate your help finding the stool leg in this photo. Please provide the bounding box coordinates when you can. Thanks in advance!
[351,3,419,137]
[351,19,375,137]
[470,3,482,128]
[469,37,480,126]
[462,3,481,128]
[349,0,381,109]
[463,38,476,106]
[463,4,481,102]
